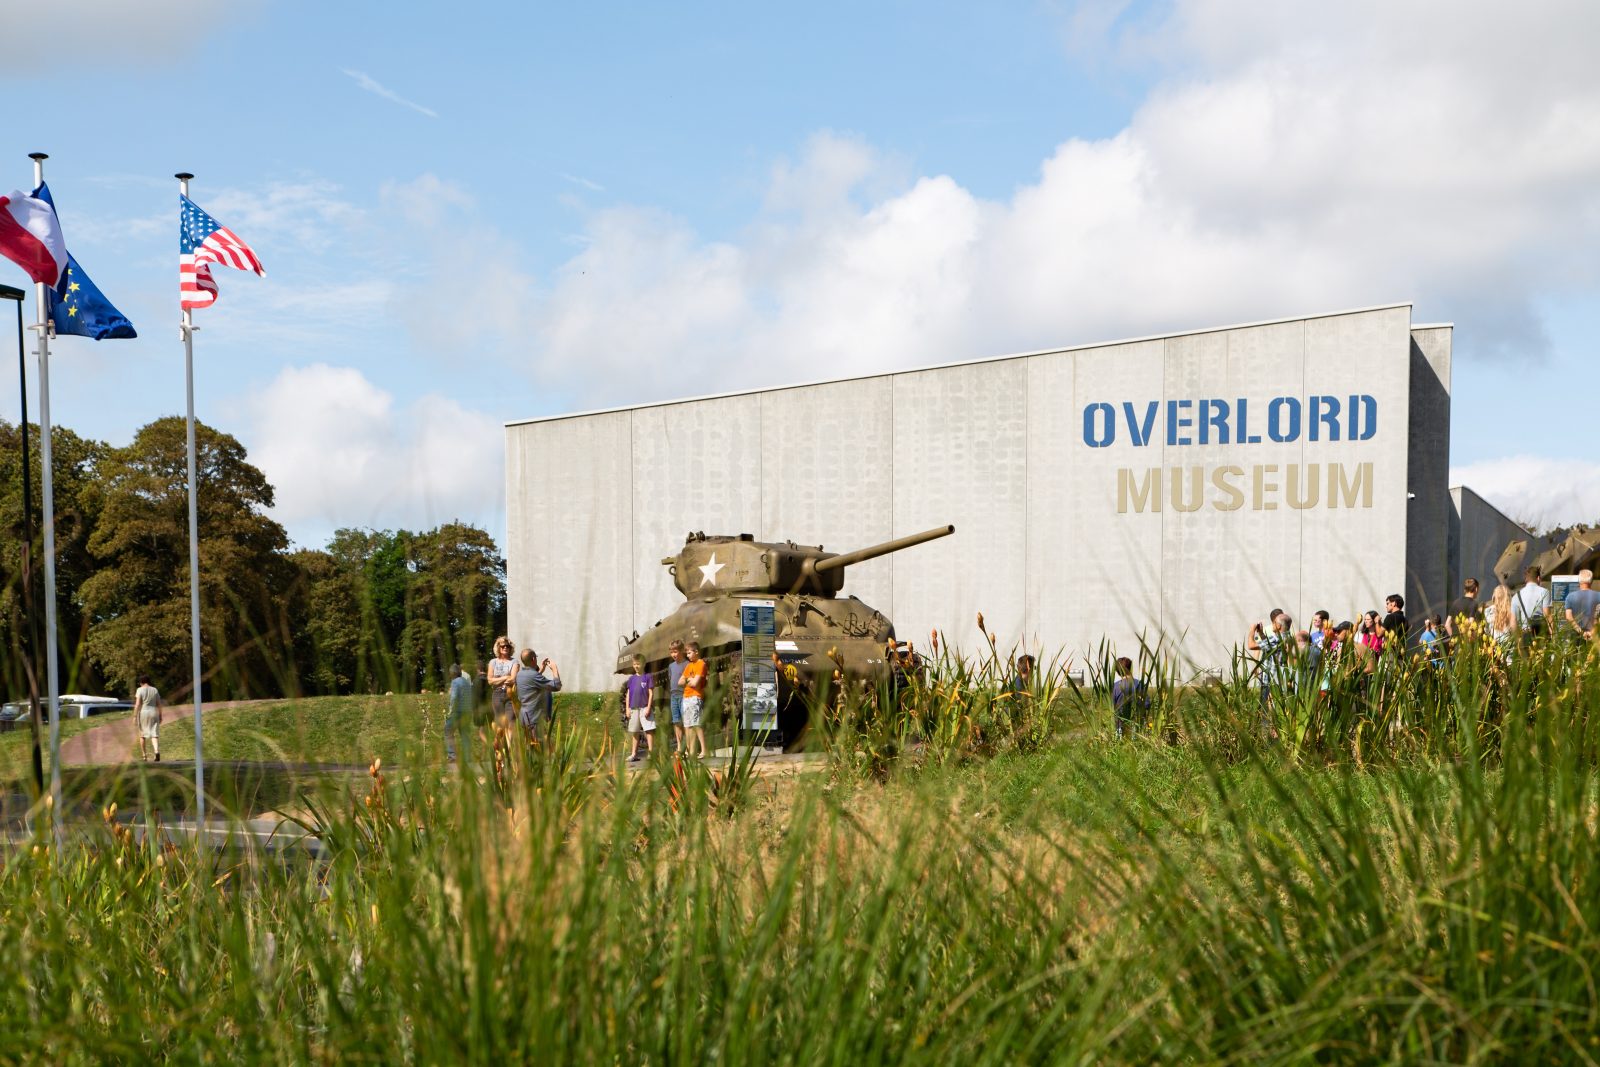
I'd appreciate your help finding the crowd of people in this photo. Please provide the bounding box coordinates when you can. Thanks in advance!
[442,635,563,761]
[1236,566,1599,732]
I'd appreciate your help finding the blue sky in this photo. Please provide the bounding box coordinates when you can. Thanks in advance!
[4,0,1598,546]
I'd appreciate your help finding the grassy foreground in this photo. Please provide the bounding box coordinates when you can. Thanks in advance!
[4,633,1600,1063]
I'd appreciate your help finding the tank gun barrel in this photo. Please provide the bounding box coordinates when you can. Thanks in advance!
[810,524,955,575]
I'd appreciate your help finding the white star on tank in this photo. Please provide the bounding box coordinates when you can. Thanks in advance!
[698,554,726,587]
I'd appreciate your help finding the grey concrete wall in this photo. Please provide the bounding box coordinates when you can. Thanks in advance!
[507,305,1426,691]
[1406,327,1454,625]
[1451,485,1543,597]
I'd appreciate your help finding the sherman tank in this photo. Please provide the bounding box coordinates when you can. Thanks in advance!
[616,524,955,747]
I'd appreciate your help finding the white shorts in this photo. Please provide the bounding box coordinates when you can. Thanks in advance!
[681,696,704,729]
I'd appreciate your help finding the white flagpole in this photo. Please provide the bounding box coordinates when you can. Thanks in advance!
[27,152,62,842]
[176,172,205,825]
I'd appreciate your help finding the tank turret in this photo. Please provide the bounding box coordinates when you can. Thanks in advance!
[666,524,956,598]
[618,524,955,748]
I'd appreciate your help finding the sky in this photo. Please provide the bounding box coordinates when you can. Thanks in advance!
[2,0,1597,548]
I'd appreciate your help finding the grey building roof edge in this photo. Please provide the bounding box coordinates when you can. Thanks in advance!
[505,300,1417,429]
[1449,484,1527,531]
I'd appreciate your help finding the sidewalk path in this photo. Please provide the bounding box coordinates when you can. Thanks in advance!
[58,700,260,766]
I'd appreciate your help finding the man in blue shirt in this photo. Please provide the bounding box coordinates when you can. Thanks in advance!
[1565,570,1599,638]
[445,662,472,762]
[515,648,563,744]
[1247,608,1291,739]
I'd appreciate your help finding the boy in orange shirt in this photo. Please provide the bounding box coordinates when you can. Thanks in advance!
[680,642,709,758]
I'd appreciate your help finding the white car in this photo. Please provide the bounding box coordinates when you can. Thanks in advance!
[61,695,135,718]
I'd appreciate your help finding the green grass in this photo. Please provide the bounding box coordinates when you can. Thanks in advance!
[152,691,622,767]
[5,636,1600,1062]
[0,712,131,781]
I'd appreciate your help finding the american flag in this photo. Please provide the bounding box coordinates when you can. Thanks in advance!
[179,194,264,310]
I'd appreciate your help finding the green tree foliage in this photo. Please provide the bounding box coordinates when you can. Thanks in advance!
[78,417,292,701]
[0,419,105,697]
[0,414,507,702]
[304,524,506,693]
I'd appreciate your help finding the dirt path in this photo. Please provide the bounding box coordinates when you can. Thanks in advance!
[59,700,260,766]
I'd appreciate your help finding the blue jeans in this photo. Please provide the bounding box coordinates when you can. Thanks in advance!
[670,692,684,725]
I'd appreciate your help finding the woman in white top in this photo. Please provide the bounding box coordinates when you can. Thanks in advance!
[486,636,518,724]
[133,675,163,762]
[1484,584,1517,659]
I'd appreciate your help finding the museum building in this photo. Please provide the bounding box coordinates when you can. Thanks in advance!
[506,303,1522,691]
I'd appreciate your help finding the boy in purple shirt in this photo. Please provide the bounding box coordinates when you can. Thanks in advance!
[623,655,656,762]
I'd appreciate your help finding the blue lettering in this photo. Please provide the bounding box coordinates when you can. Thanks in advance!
[1166,399,1194,446]
[1268,397,1301,443]
[1083,402,1114,447]
[1349,394,1377,441]
[1309,395,1340,441]
[1237,397,1261,444]
[1123,401,1159,447]
[1199,398,1230,445]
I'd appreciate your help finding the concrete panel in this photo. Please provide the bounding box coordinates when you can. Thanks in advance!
[1406,327,1453,625]
[759,378,896,615]
[1452,486,1541,596]
[893,359,1028,659]
[505,413,633,691]
[1299,306,1413,625]
[629,396,764,648]
[1026,339,1165,670]
[1159,322,1305,669]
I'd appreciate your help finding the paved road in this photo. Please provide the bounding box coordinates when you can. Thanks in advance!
[57,700,260,766]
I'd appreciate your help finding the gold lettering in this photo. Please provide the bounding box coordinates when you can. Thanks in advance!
[1169,466,1204,513]
[1329,461,1373,508]
[1252,464,1279,511]
[1118,467,1162,513]
[1287,463,1320,509]
[1211,465,1245,511]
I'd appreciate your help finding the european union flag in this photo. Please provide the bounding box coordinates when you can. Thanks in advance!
[32,183,136,340]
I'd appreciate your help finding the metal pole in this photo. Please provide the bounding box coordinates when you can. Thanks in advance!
[176,172,205,825]
[4,284,45,814]
[28,153,61,842]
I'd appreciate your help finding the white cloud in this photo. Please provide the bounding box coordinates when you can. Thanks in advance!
[341,69,439,119]
[242,364,502,546]
[408,0,1600,407]
[1451,457,1600,532]
[0,0,262,72]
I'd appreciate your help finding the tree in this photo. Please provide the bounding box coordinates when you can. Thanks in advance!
[397,522,506,689]
[0,419,106,697]
[79,417,292,701]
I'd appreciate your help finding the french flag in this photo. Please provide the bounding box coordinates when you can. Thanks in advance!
[0,189,68,287]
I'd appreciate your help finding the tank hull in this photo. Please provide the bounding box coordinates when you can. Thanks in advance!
[616,593,895,748]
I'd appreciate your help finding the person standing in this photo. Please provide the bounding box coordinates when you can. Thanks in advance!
[623,656,656,762]
[1484,584,1518,659]
[487,637,518,727]
[1512,565,1553,637]
[1444,578,1483,645]
[445,662,472,762]
[1379,594,1408,649]
[133,675,163,762]
[514,649,562,744]
[1564,570,1599,638]
[1309,610,1331,649]
[1247,609,1291,736]
[680,642,710,759]
[1110,656,1147,739]
[666,640,689,753]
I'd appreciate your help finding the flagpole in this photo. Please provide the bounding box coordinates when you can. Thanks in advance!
[175,172,205,826]
[4,282,45,819]
[28,153,62,842]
